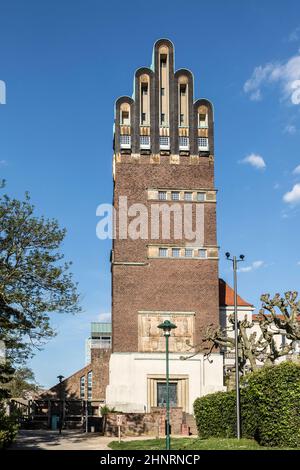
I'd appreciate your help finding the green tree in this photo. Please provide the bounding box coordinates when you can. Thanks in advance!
[0,192,81,365]
[5,367,39,398]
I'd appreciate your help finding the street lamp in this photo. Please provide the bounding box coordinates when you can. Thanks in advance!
[225,252,244,440]
[157,319,177,450]
[57,375,64,434]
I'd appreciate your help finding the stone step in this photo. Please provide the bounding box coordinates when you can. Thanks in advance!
[184,413,198,435]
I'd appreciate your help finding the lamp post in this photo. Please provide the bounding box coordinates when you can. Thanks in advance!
[225,253,244,440]
[57,375,64,434]
[157,319,177,450]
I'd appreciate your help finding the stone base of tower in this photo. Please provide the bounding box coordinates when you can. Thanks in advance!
[105,352,225,415]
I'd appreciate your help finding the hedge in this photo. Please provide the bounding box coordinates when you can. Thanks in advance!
[193,361,300,447]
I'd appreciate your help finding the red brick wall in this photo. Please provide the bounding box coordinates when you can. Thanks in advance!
[112,155,219,352]
[49,349,111,400]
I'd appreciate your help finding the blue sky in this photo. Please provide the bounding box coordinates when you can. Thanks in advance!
[1,0,300,388]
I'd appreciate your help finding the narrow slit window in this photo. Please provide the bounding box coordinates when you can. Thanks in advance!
[141,82,149,125]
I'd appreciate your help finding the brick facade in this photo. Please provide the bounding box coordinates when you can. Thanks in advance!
[112,39,219,353]
[49,349,111,401]
[105,407,183,437]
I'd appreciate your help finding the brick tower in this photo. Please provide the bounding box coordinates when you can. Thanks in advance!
[107,39,224,413]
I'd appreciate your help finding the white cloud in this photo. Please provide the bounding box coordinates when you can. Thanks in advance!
[284,124,296,134]
[283,183,300,204]
[97,312,111,322]
[244,52,300,105]
[289,27,300,42]
[293,164,300,175]
[240,153,266,169]
[239,260,264,273]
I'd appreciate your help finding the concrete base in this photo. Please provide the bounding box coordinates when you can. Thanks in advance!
[106,352,225,414]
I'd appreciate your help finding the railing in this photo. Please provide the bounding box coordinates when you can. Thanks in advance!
[140,135,150,149]
[120,135,131,149]
[179,136,189,150]
[198,137,209,151]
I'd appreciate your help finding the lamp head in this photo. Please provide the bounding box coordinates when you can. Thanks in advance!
[239,254,245,260]
[225,252,231,259]
[57,375,64,383]
[158,319,177,336]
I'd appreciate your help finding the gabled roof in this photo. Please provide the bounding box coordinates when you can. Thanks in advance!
[219,278,253,307]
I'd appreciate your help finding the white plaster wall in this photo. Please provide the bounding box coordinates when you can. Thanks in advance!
[106,352,225,414]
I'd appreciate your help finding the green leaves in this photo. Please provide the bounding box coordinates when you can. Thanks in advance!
[193,362,300,447]
[0,192,81,365]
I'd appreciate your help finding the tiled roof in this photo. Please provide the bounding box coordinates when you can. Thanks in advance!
[219,278,253,307]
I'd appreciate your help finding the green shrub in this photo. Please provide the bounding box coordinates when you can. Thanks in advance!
[243,361,300,447]
[0,402,19,449]
[193,361,300,447]
[193,390,236,438]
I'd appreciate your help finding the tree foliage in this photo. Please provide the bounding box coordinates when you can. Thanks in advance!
[5,367,39,398]
[0,192,81,364]
[202,291,300,374]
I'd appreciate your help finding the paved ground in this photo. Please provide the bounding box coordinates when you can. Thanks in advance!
[11,430,157,450]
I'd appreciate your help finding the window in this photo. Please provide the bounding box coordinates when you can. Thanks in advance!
[184,192,193,201]
[121,110,130,125]
[161,88,165,96]
[198,249,207,259]
[87,371,92,401]
[197,192,205,202]
[199,113,208,128]
[157,382,177,407]
[171,191,180,201]
[161,57,167,68]
[159,136,170,149]
[172,248,180,257]
[120,135,131,148]
[185,248,193,258]
[80,376,85,399]
[161,113,165,124]
[141,82,149,125]
[180,84,186,96]
[179,136,189,150]
[140,135,150,149]
[180,114,184,126]
[159,248,168,257]
[198,137,209,151]
[158,191,167,200]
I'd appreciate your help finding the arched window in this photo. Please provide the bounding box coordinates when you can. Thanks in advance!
[119,103,131,149]
[178,76,189,127]
[140,74,150,126]
[198,104,208,128]
[120,102,130,125]
[159,46,169,127]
